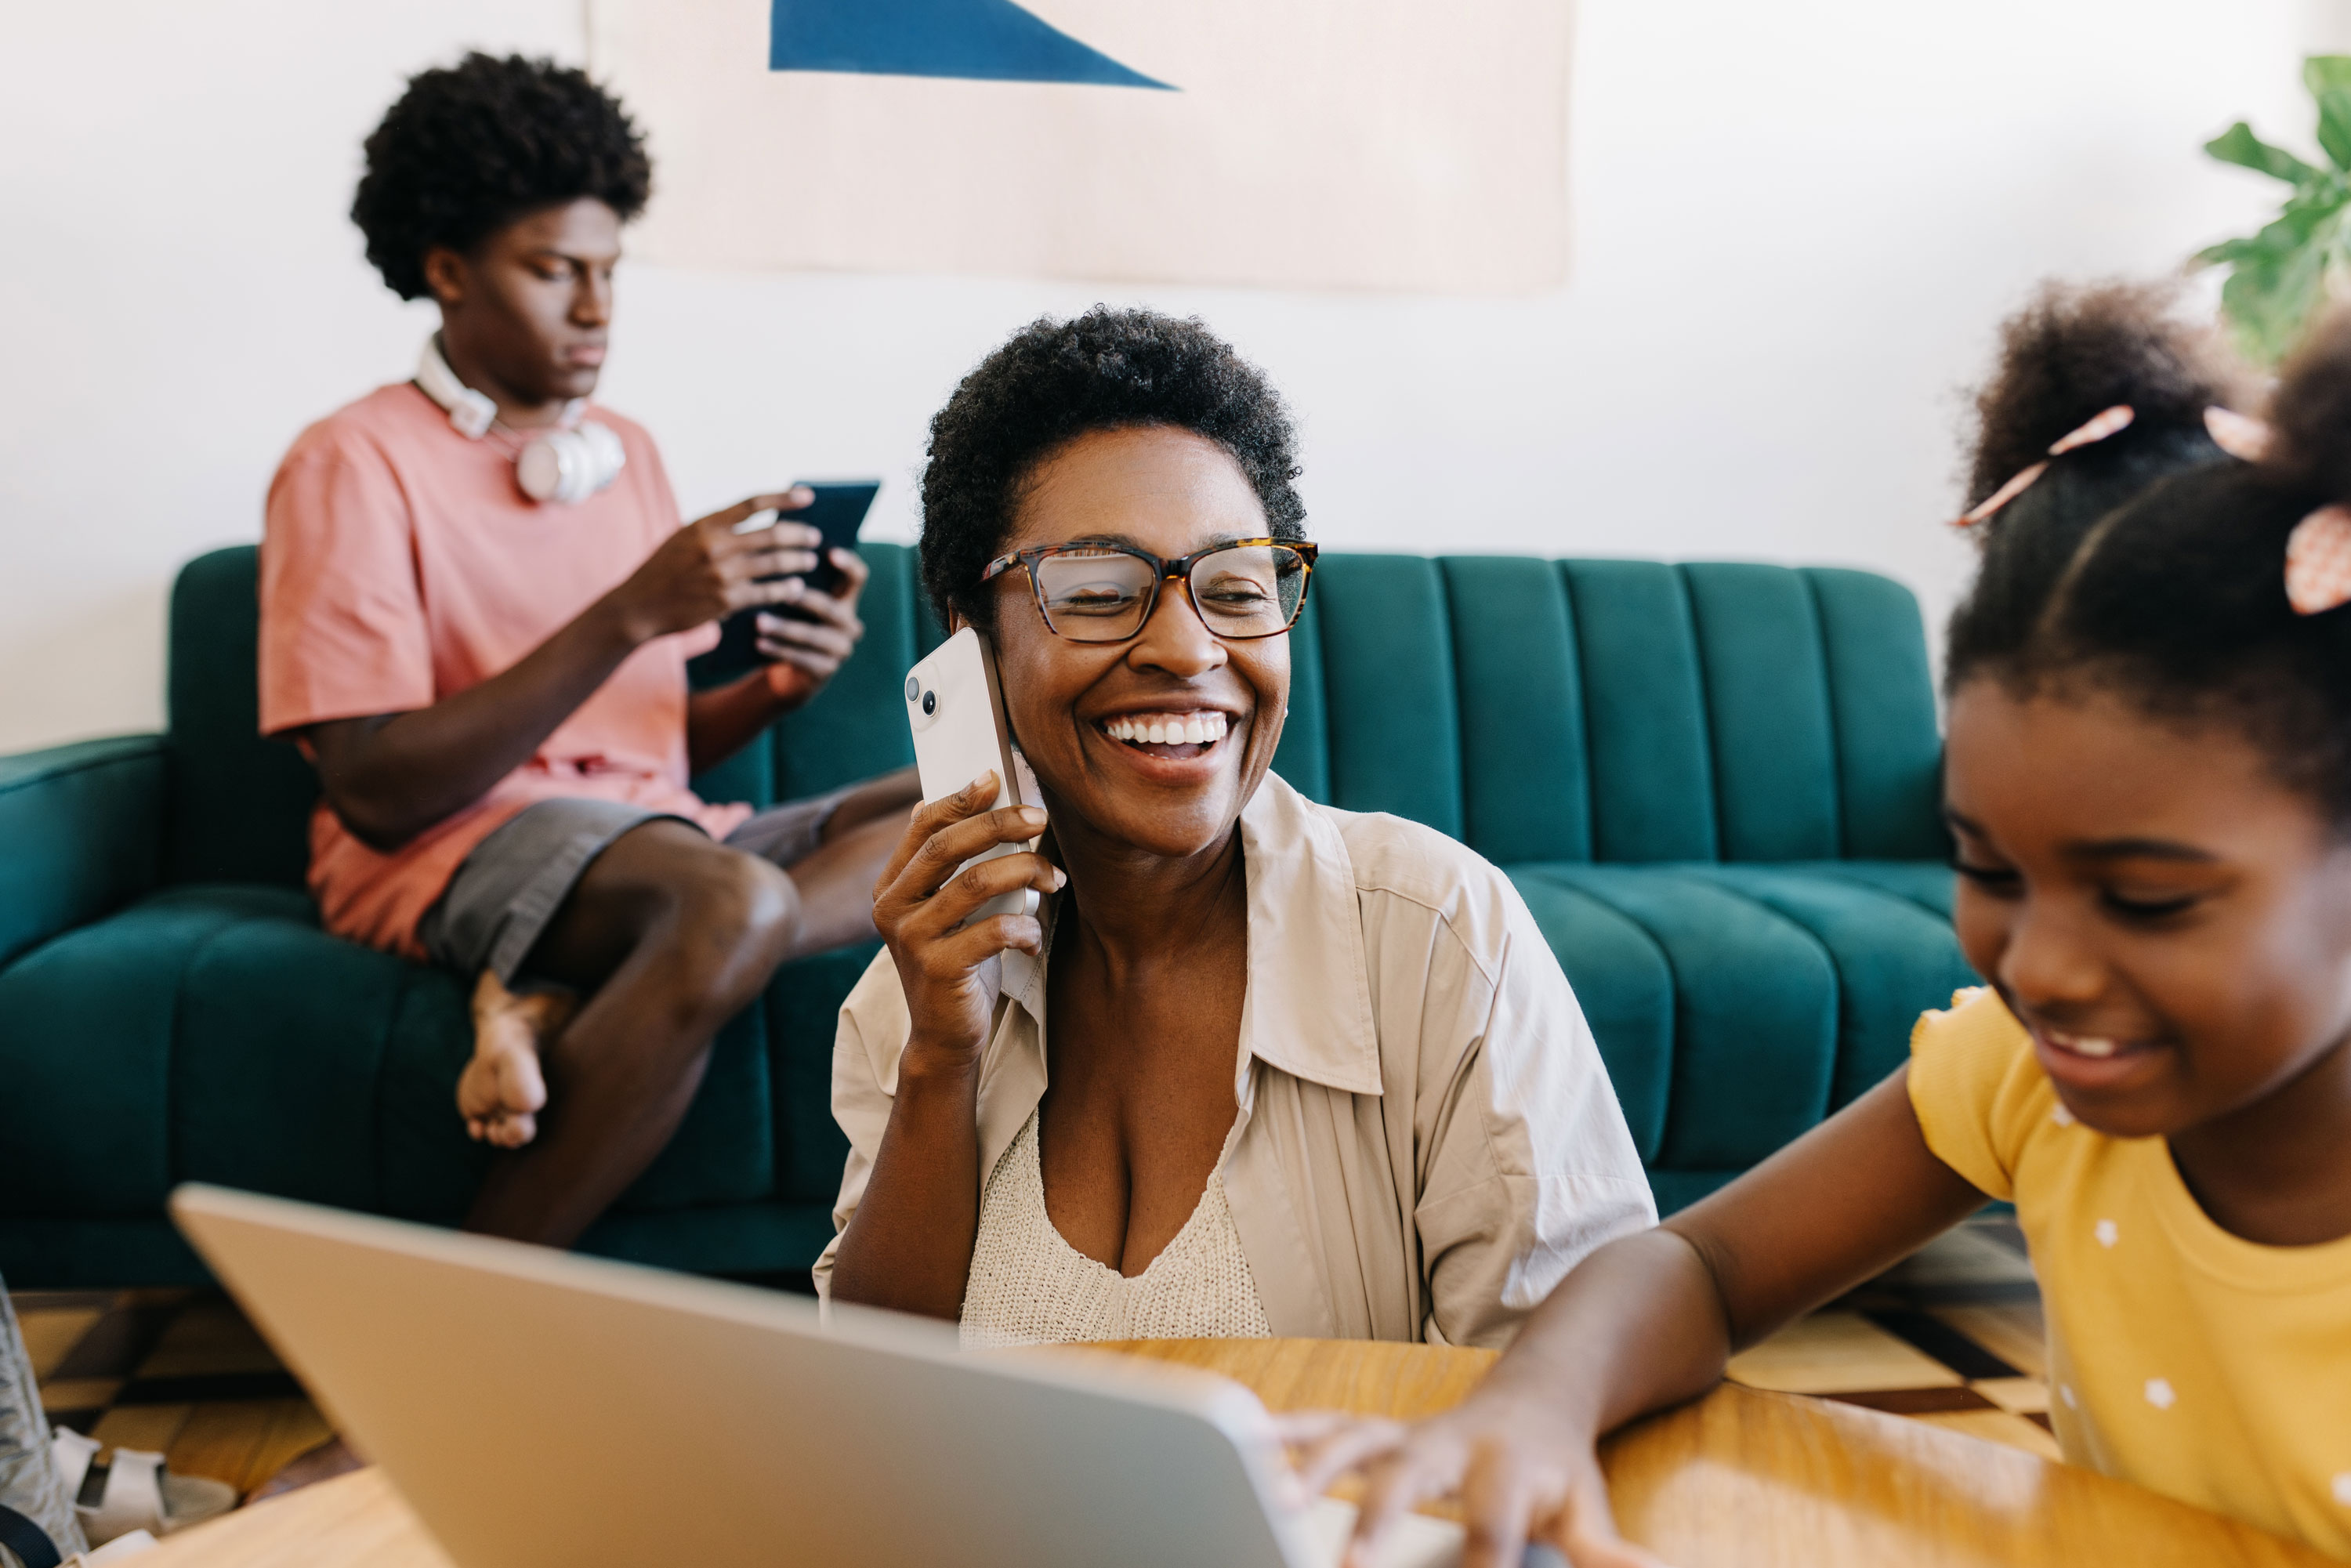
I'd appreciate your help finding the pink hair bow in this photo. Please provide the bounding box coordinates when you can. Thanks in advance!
[2203,405,2271,462]
[1953,405,2136,529]
[2214,409,2351,614]
[1951,404,2276,531]
[2286,505,2351,615]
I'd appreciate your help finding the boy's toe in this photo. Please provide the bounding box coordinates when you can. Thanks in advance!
[488,1110,537,1149]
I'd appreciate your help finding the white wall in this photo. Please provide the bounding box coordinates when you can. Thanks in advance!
[0,1,2328,752]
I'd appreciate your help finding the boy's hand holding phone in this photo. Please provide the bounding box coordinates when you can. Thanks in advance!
[754,545,870,706]
[606,487,820,646]
[708,480,882,690]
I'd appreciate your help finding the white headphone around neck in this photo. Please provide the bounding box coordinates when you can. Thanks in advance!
[413,336,625,505]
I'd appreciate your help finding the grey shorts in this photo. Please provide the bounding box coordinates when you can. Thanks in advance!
[417,784,860,984]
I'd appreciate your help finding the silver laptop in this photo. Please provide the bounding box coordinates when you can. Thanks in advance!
[171,1185,1463,1567]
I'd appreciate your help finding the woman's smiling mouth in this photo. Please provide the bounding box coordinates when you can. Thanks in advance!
[1097,710,1230,761]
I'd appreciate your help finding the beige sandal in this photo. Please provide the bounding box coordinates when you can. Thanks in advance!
[49,1429,234,1546]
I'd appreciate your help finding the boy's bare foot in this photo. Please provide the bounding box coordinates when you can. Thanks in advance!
[246,1434,364,1504]
[457,970,571,1148]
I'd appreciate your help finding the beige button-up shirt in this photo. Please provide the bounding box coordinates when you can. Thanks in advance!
[813,773,1656,1349]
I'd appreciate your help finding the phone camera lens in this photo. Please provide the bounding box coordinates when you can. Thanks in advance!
[922,690,936,715]
[904,675,920,702]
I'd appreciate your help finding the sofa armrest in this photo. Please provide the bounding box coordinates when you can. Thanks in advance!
[0,734,166,965]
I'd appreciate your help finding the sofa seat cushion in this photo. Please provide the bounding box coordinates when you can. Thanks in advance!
[1507,863,1976,1182]
[0,885,774,1222]
[1774,860,1957,920]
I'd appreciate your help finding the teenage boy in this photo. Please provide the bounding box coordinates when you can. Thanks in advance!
[259,53,918,1255]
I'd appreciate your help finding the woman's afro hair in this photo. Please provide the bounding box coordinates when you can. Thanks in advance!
[919,308,1306,632]
[352,53,650,301]
[1947,291,2351,824]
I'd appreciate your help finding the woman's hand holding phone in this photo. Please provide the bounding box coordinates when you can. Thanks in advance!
[871,772,1064,1070]
[829,768,1060,1320]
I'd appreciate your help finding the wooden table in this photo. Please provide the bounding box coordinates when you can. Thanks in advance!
[139,1338,2327,1566]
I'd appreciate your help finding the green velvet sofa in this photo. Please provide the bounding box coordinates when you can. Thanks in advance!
[0,543,1972,1287]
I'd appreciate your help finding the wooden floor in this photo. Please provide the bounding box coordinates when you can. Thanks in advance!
[16,1288,333,1497]
[8,1213,2051,1500]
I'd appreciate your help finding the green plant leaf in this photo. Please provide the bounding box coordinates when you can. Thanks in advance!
[2220,210,2338,363]
[2278,177,2351,234]
[2198,182,2350,266]
[2205,121,2322,184]
[2193,60,2351,363]
[2306,56,2351,169]
[2196,234,2272,267]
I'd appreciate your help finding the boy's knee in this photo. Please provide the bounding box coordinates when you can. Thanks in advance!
[675,849,801,972]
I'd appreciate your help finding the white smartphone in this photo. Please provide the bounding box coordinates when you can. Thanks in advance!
[904,627,1042,923]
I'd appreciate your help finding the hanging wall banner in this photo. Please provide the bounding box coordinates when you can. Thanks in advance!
[585,0,1574,293]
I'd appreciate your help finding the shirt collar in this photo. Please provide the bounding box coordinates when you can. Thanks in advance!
[995,771,1382,1098]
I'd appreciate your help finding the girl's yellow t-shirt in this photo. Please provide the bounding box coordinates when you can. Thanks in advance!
[1908,987,2351,1559]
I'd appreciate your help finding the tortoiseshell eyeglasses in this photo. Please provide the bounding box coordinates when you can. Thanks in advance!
[977,538,1317,644]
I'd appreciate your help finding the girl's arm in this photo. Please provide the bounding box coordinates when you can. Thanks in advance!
[1296,1070,1987,1568]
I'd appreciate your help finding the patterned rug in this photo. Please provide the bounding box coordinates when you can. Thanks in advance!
[1726,1213,2055,1461]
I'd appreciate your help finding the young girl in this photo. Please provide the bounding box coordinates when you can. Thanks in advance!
[1294,282,2351,1567]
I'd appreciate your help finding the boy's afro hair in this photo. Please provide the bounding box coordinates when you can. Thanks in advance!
[352,53,650,301]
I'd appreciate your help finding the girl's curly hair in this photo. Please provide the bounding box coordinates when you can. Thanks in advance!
[1962,279,2244,507]
[1947,288,2351,823]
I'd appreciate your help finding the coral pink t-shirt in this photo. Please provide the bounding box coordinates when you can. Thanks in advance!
[259,382,752,960]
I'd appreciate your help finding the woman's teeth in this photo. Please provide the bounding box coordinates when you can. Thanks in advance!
[2049,1031,2121,1059]
[1104,712,1228,748]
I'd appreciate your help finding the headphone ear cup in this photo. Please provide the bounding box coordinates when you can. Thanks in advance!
[579,421,626,491]
[516,422,626,505]
[515,433,571,502]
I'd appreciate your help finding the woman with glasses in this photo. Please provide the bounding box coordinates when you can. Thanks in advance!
[816,310,1654,1349]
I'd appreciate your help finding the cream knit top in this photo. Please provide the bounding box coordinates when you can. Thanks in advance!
[959,1110,1272,1349]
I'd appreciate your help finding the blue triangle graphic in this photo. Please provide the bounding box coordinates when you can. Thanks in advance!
[770,0,1173,90]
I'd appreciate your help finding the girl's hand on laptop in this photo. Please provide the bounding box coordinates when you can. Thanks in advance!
[1280,1393,1668,1568]
[755,546,870,708]
[871,775,1063,1068]
[605,489,821,644]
